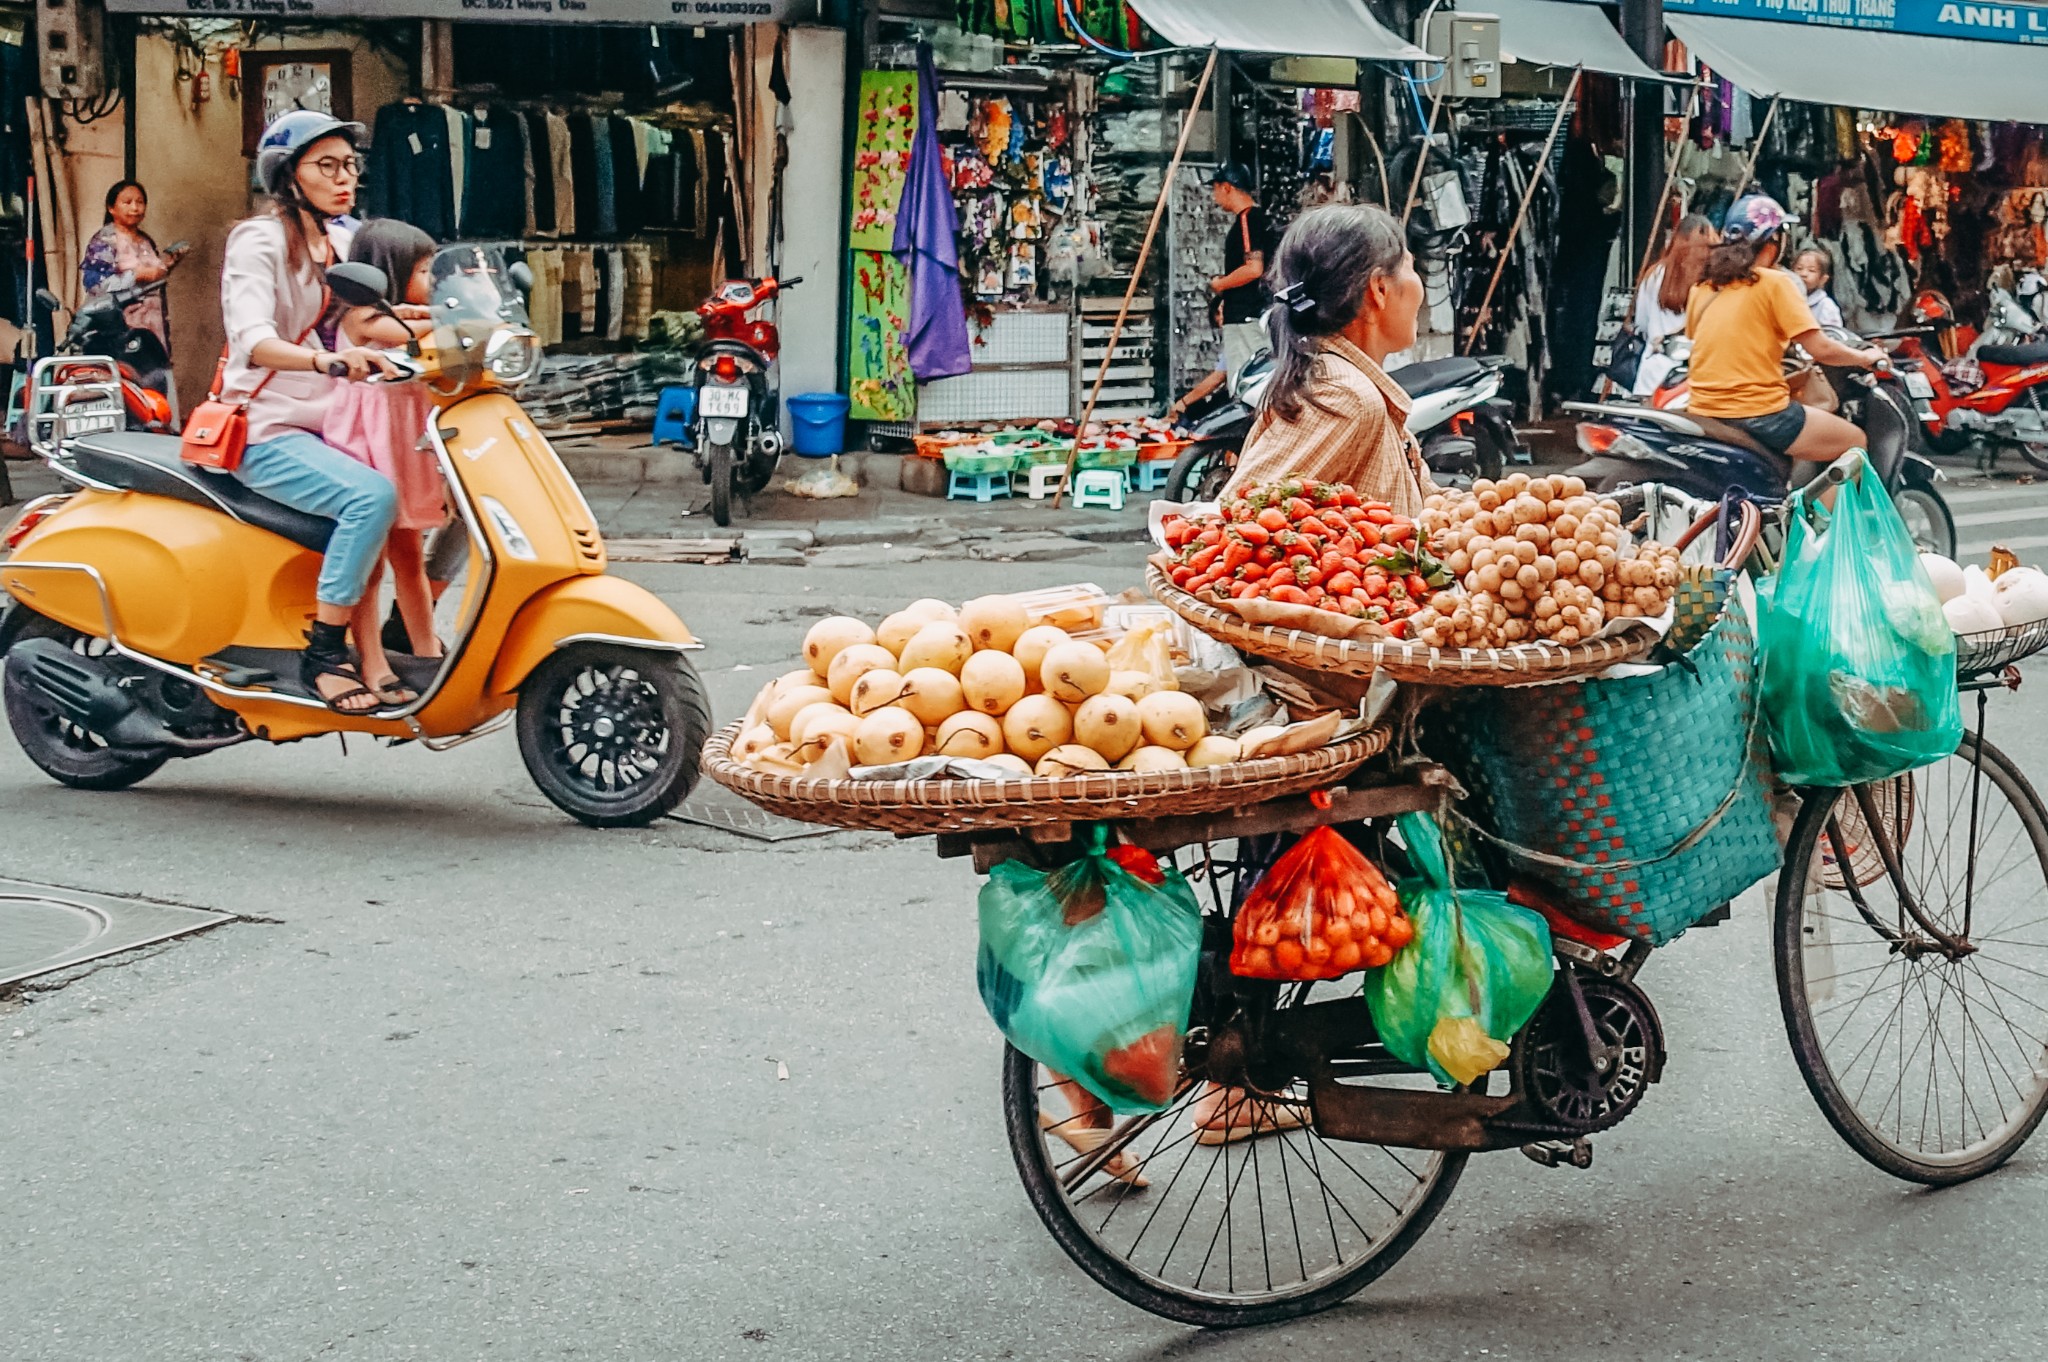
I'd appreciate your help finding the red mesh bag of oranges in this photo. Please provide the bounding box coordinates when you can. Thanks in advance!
[1231,828,1415,980]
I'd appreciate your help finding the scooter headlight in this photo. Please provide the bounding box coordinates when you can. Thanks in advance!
[484,329,541,386]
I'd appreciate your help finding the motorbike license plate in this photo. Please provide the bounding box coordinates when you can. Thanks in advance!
[1904,371,1936,399]
[700,386,749,418]
[62,403,120,437]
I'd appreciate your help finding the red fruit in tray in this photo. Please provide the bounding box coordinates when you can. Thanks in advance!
[1101,1026,1182,1108]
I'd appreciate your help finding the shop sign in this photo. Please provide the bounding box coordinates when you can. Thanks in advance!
[105,0,810,22]
[1645,0,2048,46]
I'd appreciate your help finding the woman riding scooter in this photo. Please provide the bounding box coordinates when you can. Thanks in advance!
[1686,195,1886,472]
[221,109,405,713]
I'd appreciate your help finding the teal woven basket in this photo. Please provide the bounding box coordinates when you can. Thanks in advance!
[1442,572,1783,946]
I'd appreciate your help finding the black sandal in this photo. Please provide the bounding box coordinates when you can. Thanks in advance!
[302,622,387,715]
[369,675,420,706]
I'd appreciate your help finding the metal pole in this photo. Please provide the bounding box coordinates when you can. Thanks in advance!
[1052,47,1218,509]
[1463,67,1581,356]
[1618,0,1666,273]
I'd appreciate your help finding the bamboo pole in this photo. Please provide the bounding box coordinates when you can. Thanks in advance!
[1630,83,1703,301]
[1462,67,1582,356]
[1052,47,1218,509]
[1399,75,1450,230]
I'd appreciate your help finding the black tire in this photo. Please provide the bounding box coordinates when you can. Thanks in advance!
[515,643,710,828]
[708,442,734,527]
[1002,1022,1466,1326]
[1891,482,1956,557]
[2,614,168,791]
[2012,440,2048,474]
[1775,737,2048,1185]
[1473,420,1512,482]
[1165,442,1235,503]
[737,438,777,495]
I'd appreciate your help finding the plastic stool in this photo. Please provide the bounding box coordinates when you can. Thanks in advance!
[1072,468,1126,510]
[948,470,1013,502]
[1019,463,1068,499]
[1133,460,1173,492]
[652,385,696,447]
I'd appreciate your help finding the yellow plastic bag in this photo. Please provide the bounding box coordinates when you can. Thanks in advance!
[1104,620,1177,695]
[1428,1016,1510,1087]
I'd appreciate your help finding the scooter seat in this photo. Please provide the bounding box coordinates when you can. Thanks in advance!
[1679,413,1794,466]
[1977,341,2048,367]
[65,431,334,554]
[1390,357,1488,399]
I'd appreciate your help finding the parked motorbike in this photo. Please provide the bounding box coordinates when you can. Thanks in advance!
[1879,271,2048,470]
[32,276,177,432]
[1563,358,1957,556]
[1164,347,1524,502]
[690,274,799,527]
[0,246,712,828]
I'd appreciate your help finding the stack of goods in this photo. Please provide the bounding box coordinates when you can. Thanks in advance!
[1411,474,1681,649]
[522,351,690,433]
[916,418,1183,475]
[730,594,1238,781]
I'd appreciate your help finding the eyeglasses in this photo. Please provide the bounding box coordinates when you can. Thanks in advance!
[305,154,364,182]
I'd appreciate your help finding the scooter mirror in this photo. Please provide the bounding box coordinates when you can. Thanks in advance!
[326,262,389,308]
[508,261,534,296]
[33,288,61,315]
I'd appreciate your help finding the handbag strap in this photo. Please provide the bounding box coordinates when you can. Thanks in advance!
[210,285,332,411]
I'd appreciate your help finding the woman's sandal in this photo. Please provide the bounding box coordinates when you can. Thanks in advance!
[1191,1090,1312,1146]
[302,655,388,715]
[369,675,420,706]
[1039,1111,1150,1187]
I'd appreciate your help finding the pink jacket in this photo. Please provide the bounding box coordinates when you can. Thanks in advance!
[217,216,354,445]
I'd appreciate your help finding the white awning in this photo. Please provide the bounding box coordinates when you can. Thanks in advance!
[1127,0,1434,61]
[1668,12,2048,123]
[1480,0,1662,80]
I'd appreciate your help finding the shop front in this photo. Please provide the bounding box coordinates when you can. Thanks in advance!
[57,1,843,425]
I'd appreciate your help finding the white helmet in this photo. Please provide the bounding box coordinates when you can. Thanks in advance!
[254,109,365,197]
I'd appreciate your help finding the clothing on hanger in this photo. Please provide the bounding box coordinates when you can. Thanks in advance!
[623,242,654,341]
[604,247,626,342]
[363,101,457,242]
[460,103,528,240]
[444,105,472,236]
[545,112,576,239]
[607,117,643,237]
[568,115,602,241]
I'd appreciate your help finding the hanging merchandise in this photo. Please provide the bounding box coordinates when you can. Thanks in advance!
[850,70,917,249]
[849,250,915,421]
[894,45,974,382]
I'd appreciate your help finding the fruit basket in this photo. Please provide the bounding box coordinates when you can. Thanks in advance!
[1146,564,1658,686]
[703,720,1392,835]
[1955,616,2048,678]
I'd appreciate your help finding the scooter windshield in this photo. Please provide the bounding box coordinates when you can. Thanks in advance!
[423,245,534,387]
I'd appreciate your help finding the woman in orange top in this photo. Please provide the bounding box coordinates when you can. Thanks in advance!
[1685,194,1885,470]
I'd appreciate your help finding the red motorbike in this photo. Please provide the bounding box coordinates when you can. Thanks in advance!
[690,274,799,527]
[27,278,177,433]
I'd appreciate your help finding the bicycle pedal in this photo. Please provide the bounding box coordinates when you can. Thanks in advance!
[1520,1138,1593,1170]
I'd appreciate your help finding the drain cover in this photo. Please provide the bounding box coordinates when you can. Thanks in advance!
[0,882,229,987]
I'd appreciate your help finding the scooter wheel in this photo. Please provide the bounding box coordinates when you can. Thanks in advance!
[516,643,711,828]
[2,614,168,791]
[708,442,734,527]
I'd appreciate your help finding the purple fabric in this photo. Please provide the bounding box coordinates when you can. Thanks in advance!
[892,45,973,382]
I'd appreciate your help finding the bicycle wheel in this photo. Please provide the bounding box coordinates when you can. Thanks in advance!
[1775,735,2048,1184]
[1001,998,1465,1327]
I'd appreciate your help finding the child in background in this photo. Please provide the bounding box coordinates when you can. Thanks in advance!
[1790,247,1845,330]
[322,219,447,705]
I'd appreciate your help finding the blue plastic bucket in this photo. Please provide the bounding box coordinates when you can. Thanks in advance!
[787,392,852,457]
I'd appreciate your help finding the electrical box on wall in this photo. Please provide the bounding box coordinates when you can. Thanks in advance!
[37,0,105,102]
[1418,11,1501,100]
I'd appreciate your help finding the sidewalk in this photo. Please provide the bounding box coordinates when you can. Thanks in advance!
[553,434,1153,565]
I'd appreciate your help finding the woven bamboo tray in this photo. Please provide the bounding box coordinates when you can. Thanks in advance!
[1146,563,1657,686]
[703,720,1392,834]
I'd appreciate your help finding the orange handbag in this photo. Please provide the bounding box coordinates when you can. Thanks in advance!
[181,297,328,472]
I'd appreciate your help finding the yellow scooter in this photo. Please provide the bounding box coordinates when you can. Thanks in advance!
[1,246,711,827]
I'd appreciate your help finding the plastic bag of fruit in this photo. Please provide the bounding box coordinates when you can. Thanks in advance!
[1230,827,1413,980]
[976,827,1204,1114]
[1364,813,1553,1087]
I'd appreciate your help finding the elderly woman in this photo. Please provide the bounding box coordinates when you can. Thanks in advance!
[80,180,181,354]
[1221,203,1434,512]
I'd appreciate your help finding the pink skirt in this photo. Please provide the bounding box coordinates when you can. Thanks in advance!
[322,381,446,531]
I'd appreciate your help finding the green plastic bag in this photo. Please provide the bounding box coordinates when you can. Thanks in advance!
[1364,814,1554,1088]
[976,828,1204,1114]
[1757,454,1961,786]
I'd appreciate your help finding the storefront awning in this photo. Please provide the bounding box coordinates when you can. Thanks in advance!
[1481,0,1661,80]
[1127,0,1434,62]
[1667,12,2048,122]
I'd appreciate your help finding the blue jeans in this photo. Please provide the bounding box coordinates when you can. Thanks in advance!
[236,430,398,608]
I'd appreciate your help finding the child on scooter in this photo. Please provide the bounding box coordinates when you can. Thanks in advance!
[322,219,447,705]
